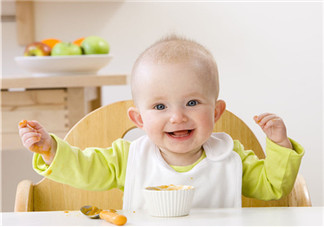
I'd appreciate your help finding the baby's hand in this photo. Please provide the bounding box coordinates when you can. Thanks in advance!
[254,113,292,149]
[18,120,56,164]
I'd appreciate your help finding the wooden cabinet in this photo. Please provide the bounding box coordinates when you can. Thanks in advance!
[1,74,127,150]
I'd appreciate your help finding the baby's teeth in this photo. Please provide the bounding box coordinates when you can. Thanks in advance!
[172,130,189,137]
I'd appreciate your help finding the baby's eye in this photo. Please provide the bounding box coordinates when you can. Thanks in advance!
[154,104,166,110]
[187,100,198,106]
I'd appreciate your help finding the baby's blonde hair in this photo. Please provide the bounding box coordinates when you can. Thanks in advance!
[131,34,219,102]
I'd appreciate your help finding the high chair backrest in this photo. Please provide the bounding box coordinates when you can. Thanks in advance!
[15,100,311,212]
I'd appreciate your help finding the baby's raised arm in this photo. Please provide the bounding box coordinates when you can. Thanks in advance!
[254,113,292,149]
[18,120,57,165]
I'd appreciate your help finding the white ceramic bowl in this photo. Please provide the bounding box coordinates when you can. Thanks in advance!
[15,54,113,77]
[144,185,195,217]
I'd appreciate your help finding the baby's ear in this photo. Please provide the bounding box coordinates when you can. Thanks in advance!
[214,100,226,123]
[127,107,144,128]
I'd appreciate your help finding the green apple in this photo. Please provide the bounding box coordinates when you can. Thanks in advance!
[24,42,51,56]
[81,36,110,55]
[51,42,82,56]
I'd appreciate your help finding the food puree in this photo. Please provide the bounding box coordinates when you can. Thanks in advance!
[145,184,193,191]
[83,206,102,216]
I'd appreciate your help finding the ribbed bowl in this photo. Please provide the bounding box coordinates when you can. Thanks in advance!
[143,185,195,217]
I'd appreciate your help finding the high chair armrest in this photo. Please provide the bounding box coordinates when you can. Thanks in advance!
[15,180,34,212]
[289,174,312,207]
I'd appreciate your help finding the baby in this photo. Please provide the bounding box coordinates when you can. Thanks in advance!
[18,35,304,209]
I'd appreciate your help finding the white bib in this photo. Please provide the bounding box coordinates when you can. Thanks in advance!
[123,132,242,210]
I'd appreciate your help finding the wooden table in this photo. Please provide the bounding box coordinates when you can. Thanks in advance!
[2,207,323,226]
[1,75,127,150]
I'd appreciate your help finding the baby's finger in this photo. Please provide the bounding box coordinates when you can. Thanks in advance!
[19,126,37,137]
[21,132,41,144]
[258,114,278,127]
[24,136,41,149]
[262,117,277,130]
[253,115,259,123]
[27,120,43,130]
[254,113,273,122]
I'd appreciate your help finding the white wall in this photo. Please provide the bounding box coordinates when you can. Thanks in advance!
[2,1,322,211]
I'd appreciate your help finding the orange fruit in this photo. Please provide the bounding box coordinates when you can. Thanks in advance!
[41,38,62,49]
[73,37,85,46]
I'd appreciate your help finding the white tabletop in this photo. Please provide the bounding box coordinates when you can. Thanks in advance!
[2,207,323,226]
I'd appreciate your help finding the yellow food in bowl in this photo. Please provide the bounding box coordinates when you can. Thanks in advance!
[145,184,193,191]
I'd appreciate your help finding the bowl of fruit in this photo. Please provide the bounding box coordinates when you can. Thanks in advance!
[15,36,113,77]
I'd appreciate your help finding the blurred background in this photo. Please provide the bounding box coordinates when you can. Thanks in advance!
[1,0,322,211]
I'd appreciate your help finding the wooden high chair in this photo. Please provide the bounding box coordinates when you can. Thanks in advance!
[14,100,311,211]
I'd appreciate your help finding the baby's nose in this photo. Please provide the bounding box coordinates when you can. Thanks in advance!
[169,110,188,124]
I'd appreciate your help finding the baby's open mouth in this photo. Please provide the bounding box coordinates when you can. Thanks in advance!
[167,130,193,137]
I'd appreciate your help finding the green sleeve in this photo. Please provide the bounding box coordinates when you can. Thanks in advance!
[33,134,130,191]
[234,137,304,200]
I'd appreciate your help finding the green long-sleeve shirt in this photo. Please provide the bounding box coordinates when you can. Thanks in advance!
[33,135,304,200]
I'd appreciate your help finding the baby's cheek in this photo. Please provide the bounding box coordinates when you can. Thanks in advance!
[142,119,160,136]
[200,114,215,134]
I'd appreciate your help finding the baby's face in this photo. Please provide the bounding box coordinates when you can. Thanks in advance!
[132,60,220,157]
